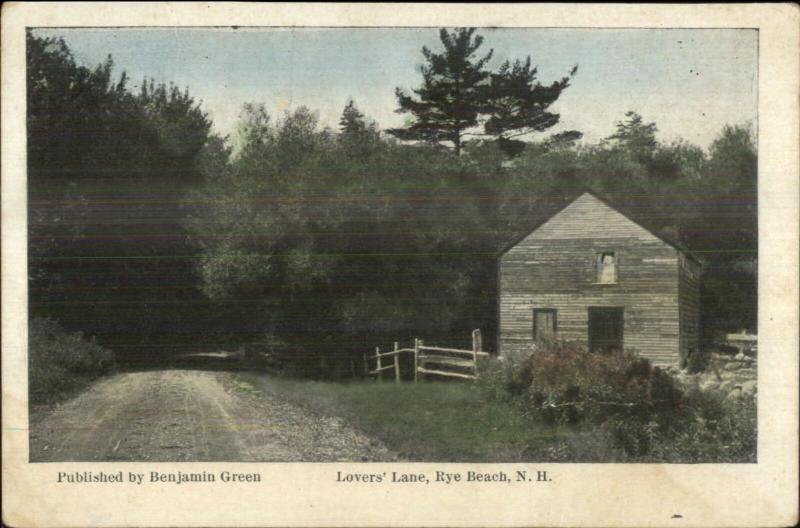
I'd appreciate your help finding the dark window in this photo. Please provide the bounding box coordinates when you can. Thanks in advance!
[588,307,624,353]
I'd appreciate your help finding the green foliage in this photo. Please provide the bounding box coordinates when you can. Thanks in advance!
[649,385,756,462]
[241,373,567,461]
[519,343,682,434]
[27,33,211,189]
[187,104,498,349]
[389,28,493,155]
[242,363,755,463]
[27,32,217,359]
[475,348,536,401]
[187,102,757,355]
[28,31,757,366]
[29,318,116,403]
[606,111,658,162]
[485,59,577,155]
[707,123,757,192]
[684,345,711,373]
[500,117,757,336]
[338,99,381,157]
[479,341,756,461]
[390,28,577,157]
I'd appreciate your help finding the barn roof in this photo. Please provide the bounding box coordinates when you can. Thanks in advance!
[497,189,702,264]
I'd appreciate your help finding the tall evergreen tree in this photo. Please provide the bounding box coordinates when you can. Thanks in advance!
[339,99,366,136]
[606,111,658,163]
[388,28,493,156]
[485,58,577,156]
[338,99,380,155]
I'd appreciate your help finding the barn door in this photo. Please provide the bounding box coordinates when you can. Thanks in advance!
[588,307,624,353]
[533,309,557,343]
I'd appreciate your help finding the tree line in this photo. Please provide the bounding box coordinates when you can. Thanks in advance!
[28,29,756,369]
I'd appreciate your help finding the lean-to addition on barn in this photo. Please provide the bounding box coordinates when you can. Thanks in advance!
[498,192,700,366]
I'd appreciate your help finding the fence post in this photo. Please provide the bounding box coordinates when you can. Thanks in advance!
[376,347,383,382]
[393,341,401,383]
[418,339,424,382]
[413,338,419,383]
[472,329,482,354]
[472,328,482,376]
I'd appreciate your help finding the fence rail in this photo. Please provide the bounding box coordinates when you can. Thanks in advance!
[367,329,485,383]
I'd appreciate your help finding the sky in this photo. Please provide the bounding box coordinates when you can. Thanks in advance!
[33,27,758,150]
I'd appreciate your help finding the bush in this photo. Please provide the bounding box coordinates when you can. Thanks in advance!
[649,386,757,462]
[521,342,682,426]
[480,341,756,461]
[476,348,536,402]
[29,318,116,403]
[685,347,711,373]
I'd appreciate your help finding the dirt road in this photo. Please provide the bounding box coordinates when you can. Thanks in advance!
[29,370,397,462]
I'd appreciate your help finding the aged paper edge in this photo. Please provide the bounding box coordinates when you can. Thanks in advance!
[2,3,798,527]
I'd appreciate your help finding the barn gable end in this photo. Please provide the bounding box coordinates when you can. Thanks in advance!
[498,192,697,366]
[508,193,662,249]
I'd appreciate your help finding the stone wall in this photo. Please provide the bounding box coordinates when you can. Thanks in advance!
[665,352,757,402]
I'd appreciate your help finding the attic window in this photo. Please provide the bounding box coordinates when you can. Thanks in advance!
[596,251,617,284]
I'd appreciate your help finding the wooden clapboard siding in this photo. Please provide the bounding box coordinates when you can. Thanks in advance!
[678,253,702,362]
[498,192,693,366]
[502,239,678,294]
[516,193,663,244]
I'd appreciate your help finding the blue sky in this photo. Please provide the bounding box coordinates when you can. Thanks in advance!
[33,27,757,150]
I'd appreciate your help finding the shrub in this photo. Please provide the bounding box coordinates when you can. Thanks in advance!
[476,348,536,402]
[649,386,757,462]
[685,347,711,373]
[532,428,628,463]
[29,318,116,403]
[479,341,756,461]
[521,342,682,426]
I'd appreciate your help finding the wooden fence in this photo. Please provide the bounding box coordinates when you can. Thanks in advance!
[367,330,489,382]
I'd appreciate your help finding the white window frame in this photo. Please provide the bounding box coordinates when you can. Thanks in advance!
[595,250,618,284]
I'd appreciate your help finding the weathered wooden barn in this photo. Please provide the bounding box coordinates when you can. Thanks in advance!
[497,192,701,366]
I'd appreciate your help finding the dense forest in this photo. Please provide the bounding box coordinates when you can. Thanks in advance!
[28,29,757,370]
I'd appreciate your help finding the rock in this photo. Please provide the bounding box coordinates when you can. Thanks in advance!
[725,387,743,403]
[718,380,735,393]
[735,352,746,361]
[700,380,718,392]
[724,362,741,371]
[738,369,757,381]
[741,380,757,396]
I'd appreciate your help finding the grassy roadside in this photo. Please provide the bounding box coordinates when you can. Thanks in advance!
[237,372,574,461]
[29,318,117,406]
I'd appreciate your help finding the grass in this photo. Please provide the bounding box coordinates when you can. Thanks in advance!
[238,373,572,461]
[29,318,116,405]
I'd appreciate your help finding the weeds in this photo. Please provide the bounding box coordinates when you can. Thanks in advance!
[476,341,756,462]
[29,318,116,403]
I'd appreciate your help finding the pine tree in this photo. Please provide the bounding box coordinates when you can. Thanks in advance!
[339,99,366,136]
[484,58,577,156]
[388,28,493,156]
[606,111,658,160]
[338,99,380,156]
[390,29,577,157]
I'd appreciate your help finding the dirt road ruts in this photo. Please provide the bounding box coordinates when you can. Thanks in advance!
[29,370,396,462]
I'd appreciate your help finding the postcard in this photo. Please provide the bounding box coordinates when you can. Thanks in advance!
[2,3,798,526]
